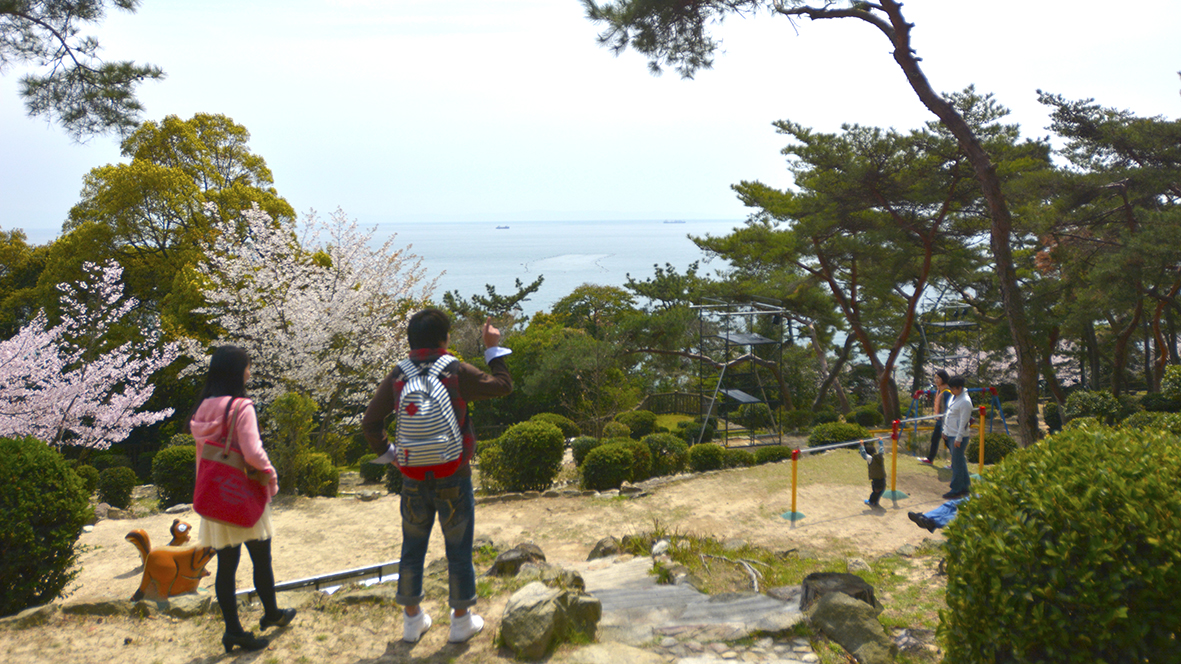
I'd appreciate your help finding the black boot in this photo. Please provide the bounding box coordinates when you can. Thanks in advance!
[222,630,268,653]
[260,608,297,630]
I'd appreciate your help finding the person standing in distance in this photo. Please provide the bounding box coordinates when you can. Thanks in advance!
[921,369,952,465]
[362,309,512,644]
[941,375,973,499]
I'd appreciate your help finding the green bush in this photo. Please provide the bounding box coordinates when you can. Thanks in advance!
[97,466,137,509]
[688,443,725,472]
[615,410,658,439]
[152,445,196,509]
[620,439,652,482]
[807,421,869,448]
[384,465,404,494]
[779,408,813,432]
[1065,389,1122,425]
[643,433,688,477]
[294,452,339,498]
[268,392,317,495]
[357,454,386,484]
[1120,410,1164,431]
[580,442,634,491]
[341,434,372,465]
[735,403,775,430]
[571,436,602,467]
[675,419,714,445]
[1063,416,1107,432]
[1162,365,1181,400]
[810,410,839,426]
[530,413,580,439]
[940,428,1181,661]
[0,436,92,616]
[73,464,99,495]
[91,452,131,472]
[1000,401,1019,418]
[166,433,196,448]
[963,432,1018,466]
[722,448,755,468]
[1140,392,1181,413]
[754,446,794,465]
[1043,401,1063,433]
[848,405,883,428]
[488,421,564,492]
[601,421,631,439]
[1156,413,1181,436]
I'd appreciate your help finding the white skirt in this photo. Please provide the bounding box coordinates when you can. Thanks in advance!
[197,502,275,550]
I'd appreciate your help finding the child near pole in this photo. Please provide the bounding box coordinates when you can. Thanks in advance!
[859,438,887,510]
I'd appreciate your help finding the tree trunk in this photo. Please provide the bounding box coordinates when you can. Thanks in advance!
[1040,326,1067,406]
[1110,302,1144,396]
[1084,320,1101,389]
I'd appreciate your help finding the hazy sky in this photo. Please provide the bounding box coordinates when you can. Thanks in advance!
[2,0,1179,243]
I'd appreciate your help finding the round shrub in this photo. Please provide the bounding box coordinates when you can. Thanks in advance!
[295,452,339,498]
[0,436,92,616]
[963,432,1018,466]
[722,448,755,468]
[97,466,138,509]
[620,439,652,482]
[73,464,99,495]
[615,410,658,439]
[1000,401,1019,418]
[1162,364,1181,400]
[580,442,634,491]
[810,410,839,426]
[780,408,813,432]
[571,436,602,467]
[1154,412,1181,436]
[601,421,631,439]
[152,445,196,509]
[807,421,869,448]
[1063,416,1107,432]
[735,403,775,430]
[1043,401,1063,433]
[754,446,794,465]
[357,454,386,484]
[490,421,564,492]
[675,419,715,445]
[166,433,196,448]
[1140,392,1181,413]
[643,433,688,477]
[91,452,131,472]
[848,405,883,428]
[530,413,580,439]
[1065,389,1122,425]
[384,465,404,495]
[1120,410,1163,431]
[940,428,1181,661]
[688,443,725,472]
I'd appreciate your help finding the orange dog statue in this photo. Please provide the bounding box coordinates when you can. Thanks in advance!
[126,519,215,601]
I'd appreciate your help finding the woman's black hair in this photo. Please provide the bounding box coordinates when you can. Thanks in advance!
[935,369,950,385]
[185,346,251,431]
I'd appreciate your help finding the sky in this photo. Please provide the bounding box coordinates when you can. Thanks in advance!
[2,0,1179,244]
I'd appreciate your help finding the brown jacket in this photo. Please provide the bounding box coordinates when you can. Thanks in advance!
[361,348,511,479]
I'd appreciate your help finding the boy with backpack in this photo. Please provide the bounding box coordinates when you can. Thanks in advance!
[362,309,513,644]
[858,437,887,510]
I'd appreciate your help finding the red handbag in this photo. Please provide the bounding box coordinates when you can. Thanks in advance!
[192,398,270,528]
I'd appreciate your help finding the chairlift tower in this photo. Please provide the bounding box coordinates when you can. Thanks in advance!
[693,298,786,447]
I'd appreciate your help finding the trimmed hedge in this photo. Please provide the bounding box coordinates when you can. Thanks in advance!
[581,442,634,491]
[73,464,99,496]
[807,421,869,448]
[530,412,580,439]
[940,428,1181,661]
[643,433,688,477]
[722,448,755,468]
[754,446,794,465]
[97,466,138,509]
[571,436,602,467]
[620,439,652,482]
[601,421,631,439]
[848,405,883,428]
[779,408,813,432]
[615,410,658,439]
[688,443,725,472]
[152,445,196,508]
[735,403,775,430]
[488,421,565,492]
[1140,392,1181,413]
[963,432,1018,466]
[1043,401,1063,433]
[1064,390,1122,425]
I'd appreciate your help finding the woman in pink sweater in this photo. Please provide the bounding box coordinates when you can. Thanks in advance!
[188,346,294,652]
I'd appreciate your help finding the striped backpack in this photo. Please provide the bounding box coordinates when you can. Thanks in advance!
[393,355,462,467]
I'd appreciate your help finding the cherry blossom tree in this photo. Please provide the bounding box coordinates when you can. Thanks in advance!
[0,262,180,448]
[195,204,437,442]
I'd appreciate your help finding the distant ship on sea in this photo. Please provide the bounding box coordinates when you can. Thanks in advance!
[663,220,685,224]
[496,225,510,229]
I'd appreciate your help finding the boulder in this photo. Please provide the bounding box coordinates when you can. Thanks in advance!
[164,593,211,618]
[164,503,192,514]
[500,581,601,660]
[846,558,871,574]
[800,572,879,613]
[807,591,896,664]
[487,543,547,577]
[587,536,620,560]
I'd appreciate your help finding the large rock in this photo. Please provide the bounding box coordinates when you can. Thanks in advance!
[164,593,211,618]
[800,572,879,612]
[487,543,547,577]
[587,536,620,560]
[501,581,602,660]
[808,591,896,664]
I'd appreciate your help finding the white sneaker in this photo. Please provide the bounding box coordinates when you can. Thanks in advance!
[403,609,432,643]
[448,610,484,643]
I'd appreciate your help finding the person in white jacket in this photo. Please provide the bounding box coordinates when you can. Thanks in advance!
[941,375,973,499]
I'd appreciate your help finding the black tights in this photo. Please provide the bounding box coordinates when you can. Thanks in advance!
[215,539,278,635]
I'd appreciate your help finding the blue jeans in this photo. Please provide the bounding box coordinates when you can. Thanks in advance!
[396,474,477,610]
[925,496,969,528]
[948,436,971,494]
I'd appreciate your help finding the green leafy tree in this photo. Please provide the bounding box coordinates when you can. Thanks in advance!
[1,0,164,139]
[583,0,1044,446]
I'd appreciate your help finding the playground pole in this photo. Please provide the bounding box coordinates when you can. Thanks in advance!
[978,405,987,473]
[882,420,907,501]
[781,449,805,521]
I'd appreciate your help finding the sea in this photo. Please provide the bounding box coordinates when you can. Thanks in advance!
[377,219,743,315]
